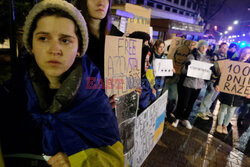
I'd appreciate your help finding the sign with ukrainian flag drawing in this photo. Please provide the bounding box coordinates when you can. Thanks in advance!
[124,91,168,166]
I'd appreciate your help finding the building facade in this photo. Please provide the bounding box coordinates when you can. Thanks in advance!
[113,0,201,24]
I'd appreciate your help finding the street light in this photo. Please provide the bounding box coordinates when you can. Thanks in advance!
[220,33,223,35]
[224,31,228,34]
[233,20,238,25]
[228,26,233,31]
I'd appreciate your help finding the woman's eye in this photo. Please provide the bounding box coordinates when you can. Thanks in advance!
[38,36,47,41]
[61,39,71,44]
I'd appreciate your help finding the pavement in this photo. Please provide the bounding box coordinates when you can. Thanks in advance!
[142,102,250,167]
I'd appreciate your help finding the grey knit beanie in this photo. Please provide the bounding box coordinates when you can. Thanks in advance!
[197,40,208,49]
[23,0,88,57]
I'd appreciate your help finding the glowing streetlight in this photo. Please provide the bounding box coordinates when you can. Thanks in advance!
[233,20,238,25]
[220,33,223,35]
[243,34,246,36]
[224,31,228,34]
[228,26,233,31]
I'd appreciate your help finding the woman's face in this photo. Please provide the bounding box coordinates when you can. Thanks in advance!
[199,45,208,54]
[32,16,79,81]
[145,54,150,72]
[241,48,250,62]
[156,43,165,55]
[87,0,109,20]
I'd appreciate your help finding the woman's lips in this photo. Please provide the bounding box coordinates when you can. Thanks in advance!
[97,9,104,12]
[48,60,61,65]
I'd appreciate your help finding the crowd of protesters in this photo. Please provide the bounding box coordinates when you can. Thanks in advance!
[0,0,250,166]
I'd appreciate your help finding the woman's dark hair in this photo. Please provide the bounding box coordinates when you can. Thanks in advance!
[73,0,112,39]
[141,46,149,76]
[229,43,237,49]
[28,8,83,54]
[219,42,228,48]
[129,31,150,44]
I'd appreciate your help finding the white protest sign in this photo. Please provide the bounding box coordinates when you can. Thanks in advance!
[187,60,213,80]
[125,91,168,167]
[153,59,173,77]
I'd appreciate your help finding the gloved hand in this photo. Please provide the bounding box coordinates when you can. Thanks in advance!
[185,61,191,69]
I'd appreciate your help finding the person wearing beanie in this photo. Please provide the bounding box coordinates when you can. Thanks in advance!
[196,43,229,121]
[227,43,239,60]
[197,40,208,49]
[172,40,210,129]
[0,0,124,166]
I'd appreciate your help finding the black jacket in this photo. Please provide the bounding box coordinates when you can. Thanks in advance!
[219,92,247,107]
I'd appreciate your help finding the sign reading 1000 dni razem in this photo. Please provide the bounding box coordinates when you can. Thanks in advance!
[218,60,250,97]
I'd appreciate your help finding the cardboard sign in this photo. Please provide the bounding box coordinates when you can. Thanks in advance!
[124,91,168,167]
[104,35,142,97]
[187,60,213,80]
[153,59,173,77]
[167,37,198,74]
[218,60,250,97]
[125,3,151,34]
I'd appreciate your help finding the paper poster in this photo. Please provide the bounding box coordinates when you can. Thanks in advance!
[218,60,250,97]
[115,91,139,125]
[104,35,142,97]
[153,59,173,77]
[120,17,127,33]
[129,91,168,167]
[115,91,139,156]
[167,37,198,74]
[187,60,213,80]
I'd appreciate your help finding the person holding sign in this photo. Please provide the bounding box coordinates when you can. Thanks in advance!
[153,40,166,98]
[215,47,250,134]
[172,40,210,129]
[74,0,123,109]
[0,0,123,166]
[128,31,156,113]
[197,43,229,120]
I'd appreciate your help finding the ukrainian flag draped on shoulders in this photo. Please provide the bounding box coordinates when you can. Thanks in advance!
[25,55,124,166]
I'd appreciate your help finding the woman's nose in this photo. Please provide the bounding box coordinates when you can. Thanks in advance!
[49,40,62,55]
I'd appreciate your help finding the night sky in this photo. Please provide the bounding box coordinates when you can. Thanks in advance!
[209,0,250,34]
